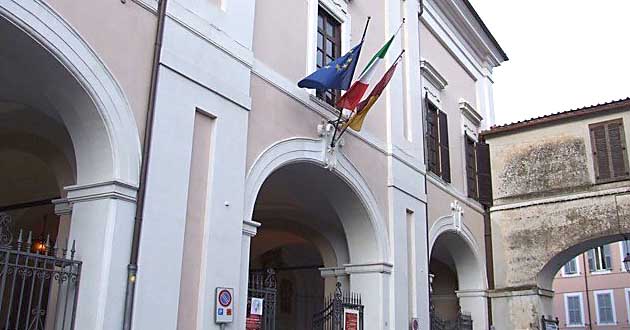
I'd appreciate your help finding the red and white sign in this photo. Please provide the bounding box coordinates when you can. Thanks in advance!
[344,309,360,330]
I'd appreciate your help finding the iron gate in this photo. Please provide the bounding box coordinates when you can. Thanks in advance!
[312,282,363,330]
[430,308,472,330]
[0,213,82,330]
[248,269,277,330]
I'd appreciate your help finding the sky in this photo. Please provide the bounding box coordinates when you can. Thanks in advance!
[468,0,630,125]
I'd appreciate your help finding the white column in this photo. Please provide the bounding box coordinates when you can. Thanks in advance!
[235,220,260,330]
[457,290,488,330]
[475,67,496,129]
[64,181,137,330]
[345,263,392,330]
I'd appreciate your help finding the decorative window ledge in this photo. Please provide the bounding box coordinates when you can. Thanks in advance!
[459,99,483,126]
[420,59,448,90]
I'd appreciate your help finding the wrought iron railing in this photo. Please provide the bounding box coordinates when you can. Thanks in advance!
[0,214,81,330]
[312,282,364,330]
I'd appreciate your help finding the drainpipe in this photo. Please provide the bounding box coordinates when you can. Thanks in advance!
[581,253,593,330]
[483,206,494,327]
[122,0,168,329]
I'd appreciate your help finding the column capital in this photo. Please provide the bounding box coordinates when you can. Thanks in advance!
[456,289,488,298]
[344,262,393,275]
[65,180,138,204]
[489,286,554,298]
[52,198,72,215]
[242,219,261,237]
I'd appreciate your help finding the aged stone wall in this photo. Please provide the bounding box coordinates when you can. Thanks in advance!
[493,136,590,202]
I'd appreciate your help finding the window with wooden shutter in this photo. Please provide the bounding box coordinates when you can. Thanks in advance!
[425,103,439,175]
[465,136,478,199]
[316,8,341,107]
[438,111,451,182]
[590,119,629,183]
[476,141,493,206]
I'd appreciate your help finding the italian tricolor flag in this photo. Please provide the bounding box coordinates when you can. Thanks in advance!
[336,34,395,110]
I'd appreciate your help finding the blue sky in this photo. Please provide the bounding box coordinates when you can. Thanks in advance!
[469,0,630,125]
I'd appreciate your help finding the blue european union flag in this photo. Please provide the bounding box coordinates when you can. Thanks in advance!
[298,42,363,91]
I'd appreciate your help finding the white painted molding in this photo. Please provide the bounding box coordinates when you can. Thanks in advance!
[420,59,448,90]
[428,210,480,258]
[0,0,142,186]
[459,99,483,126]
[344,262,393,274]
[319,266,348,278]
[456,289,489,298]
[65,180,138,203]
[243,137,390,263]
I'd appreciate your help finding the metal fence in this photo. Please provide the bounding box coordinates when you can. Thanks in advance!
[248,269,277,330]
[430,309,473,330]
[312,282,363,330]
[0,214,81,330]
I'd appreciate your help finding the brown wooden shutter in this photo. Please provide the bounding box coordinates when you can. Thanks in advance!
[465,136,478,199]
[438,111,450,182]
[426,104,439,175]
[590,123,611,181]
[476,141,493,206]
[607,121,629,178]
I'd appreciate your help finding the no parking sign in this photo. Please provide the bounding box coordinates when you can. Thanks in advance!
[215,288,234,323]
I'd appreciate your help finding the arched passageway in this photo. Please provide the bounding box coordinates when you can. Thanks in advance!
[429,230,487,330]
[0,2,141,328]
[242,141,390,330]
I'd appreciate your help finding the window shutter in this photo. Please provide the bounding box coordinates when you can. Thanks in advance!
[438,111,450,182]
[591,124,612,181]
[607,121,629,178]
[603,244,612,270]
[476,141,493,206]
[426,105,439,175]
[465,137,478,199]
[587,249,595,272]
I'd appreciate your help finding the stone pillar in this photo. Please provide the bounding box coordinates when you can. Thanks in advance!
[490,287,554,330]
[320,266,350,297]
[456,289,489,330]
[346,263,392,330]
[235,219,260,330]
[64,181,137,330]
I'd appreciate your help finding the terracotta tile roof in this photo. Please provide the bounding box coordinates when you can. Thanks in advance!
[481,97,630,137]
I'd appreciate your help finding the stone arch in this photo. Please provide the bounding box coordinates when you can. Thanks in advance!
[429,214,488,330]
[538,233,628,290]
[244,137,389,264]
[0,0,141,186]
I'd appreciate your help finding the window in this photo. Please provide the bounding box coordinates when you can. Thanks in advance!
[562,257,579,276]
[465,136,478,198]
[425,102,450,182]
[316,7,341,106]
[588,245,612,273]
[463,136,493,205]
[564,293,584,326]
[590,119,629,183]
[621,241,630,271]
[594,290,616,325]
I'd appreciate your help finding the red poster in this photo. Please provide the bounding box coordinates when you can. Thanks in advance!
[246,315,262,330]
[345,311,358,330]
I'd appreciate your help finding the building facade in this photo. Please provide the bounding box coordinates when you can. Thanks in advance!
[0,0,505,330]
[554,242,630,329]
[483,99,630,329]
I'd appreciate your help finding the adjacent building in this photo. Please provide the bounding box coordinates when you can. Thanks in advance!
[554,241,630,329]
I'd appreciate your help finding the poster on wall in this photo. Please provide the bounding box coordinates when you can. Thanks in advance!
[344,309,360,330]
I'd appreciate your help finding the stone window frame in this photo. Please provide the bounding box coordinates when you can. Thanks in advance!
[619,241,630,272]
[561,257,580,278]
[593,289,616,325]
[624,288,630,324]
[588,245,613,275]
[563,292,585,327]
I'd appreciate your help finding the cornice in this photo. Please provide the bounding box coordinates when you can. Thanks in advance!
[426,0,506,69]
[420,59,448,90]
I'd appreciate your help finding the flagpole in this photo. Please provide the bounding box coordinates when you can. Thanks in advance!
[333,49,406,144]
[330,16,371,148]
